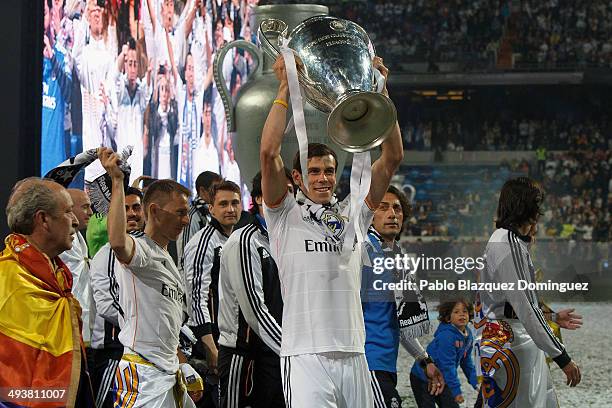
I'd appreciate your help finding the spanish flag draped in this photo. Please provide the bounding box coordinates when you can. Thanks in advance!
[0,234,82,408]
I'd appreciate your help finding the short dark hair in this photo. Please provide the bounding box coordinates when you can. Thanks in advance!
[437,298,472,323]
[203,85,213,107]
[128,37,137,50]
[250,169,293,215]
[495,177,544,230]
[210,180,241,204]
[292,143,338,174]
[143,179,191,216]
[195,171,222,196]
[126,186,143,200]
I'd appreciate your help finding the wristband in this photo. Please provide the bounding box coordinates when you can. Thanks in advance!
[273,99,288,109]
[180,363,204,392]
[419,355,434,369]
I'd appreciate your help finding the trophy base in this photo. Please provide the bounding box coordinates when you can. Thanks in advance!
[327,91,397,153]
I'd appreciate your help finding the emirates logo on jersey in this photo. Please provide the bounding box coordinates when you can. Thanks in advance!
[162,283,185,302]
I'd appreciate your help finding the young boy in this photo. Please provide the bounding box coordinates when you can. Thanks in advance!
[410,299,478,407]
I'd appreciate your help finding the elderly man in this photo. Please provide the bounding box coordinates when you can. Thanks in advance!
[0,178,94,406]
[60,188,94,345]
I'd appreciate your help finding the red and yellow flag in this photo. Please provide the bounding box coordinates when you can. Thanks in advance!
[0,234,82,407]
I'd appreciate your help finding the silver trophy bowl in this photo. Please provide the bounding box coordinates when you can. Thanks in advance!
[258,15,397,152]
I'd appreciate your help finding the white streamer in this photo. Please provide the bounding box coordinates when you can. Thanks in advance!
[280,40,310,193]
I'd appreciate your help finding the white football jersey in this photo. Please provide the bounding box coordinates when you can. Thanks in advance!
[264,193,373,356]
[90,243,125,350]
[117,232,187,373]
[59,231,92,343]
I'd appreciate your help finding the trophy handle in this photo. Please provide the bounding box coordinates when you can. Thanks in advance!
[258,18,323,104]
[213,40,261,132]
[257,19,288,61]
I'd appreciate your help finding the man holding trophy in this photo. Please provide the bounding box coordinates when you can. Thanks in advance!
[259,14,404,406]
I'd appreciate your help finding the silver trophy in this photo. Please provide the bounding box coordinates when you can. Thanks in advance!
[258,15,397,152]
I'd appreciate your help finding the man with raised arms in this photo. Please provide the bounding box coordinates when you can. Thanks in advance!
[259,55,404,407]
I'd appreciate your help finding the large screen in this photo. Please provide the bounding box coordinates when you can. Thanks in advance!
[41,0,257,205]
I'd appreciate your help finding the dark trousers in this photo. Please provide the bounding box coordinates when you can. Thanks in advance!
[473,386,483,408]
[197,380,220,408]
[75,350,96,408]
[90,348,122,408]
[188,335,220,408]
[410,373,459,408]
[370,370,402,408]
[218,346,284,408]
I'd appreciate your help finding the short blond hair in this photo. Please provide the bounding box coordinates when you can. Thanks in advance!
[143,179,191,216]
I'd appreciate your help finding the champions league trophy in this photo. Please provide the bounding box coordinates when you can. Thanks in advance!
[213,5,346,181]
[258,15,397,152]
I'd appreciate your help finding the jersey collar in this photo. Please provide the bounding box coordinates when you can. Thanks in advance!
[254,214,268,237]
[368,226,401,251]
[209,217,230,238]
[295,188,339,210]
[501,227,532,243]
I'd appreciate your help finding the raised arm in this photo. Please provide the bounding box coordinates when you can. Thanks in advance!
[115,43,127,74]
[184,0,201,39]
[98,147,134,263]
[260,57,290,207]
[146,0,157,33]
[166,29,179,85]
[44,36,73,102]
[366,57,404,209]
[71,15,88,83]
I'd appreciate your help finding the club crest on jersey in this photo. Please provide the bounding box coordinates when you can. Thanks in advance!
[321,212,345,239]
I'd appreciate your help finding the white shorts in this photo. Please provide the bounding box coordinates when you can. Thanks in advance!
[112,356,196,408]
[281,352,373,408]
[480,320,558,408]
